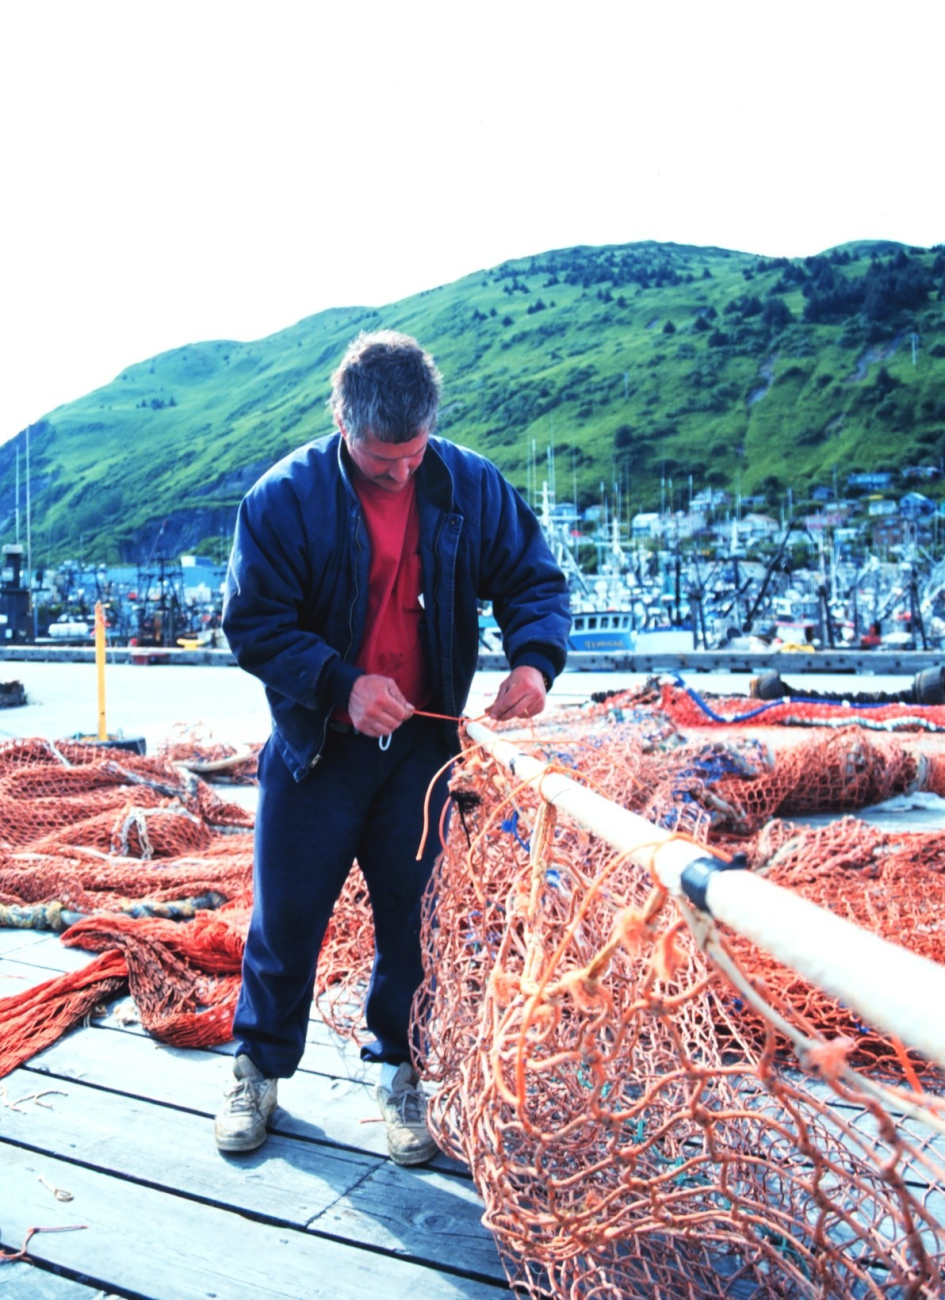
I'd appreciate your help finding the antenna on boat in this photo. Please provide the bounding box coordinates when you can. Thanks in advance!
[25,425,35,638]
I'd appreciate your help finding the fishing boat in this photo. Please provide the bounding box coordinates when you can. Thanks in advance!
[537,484,639,654]
[479,600,638,656]
[568,607,636,653]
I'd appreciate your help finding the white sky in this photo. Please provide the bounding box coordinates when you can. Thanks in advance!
[2,0,942,443]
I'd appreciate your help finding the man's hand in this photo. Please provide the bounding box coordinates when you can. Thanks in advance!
[348,674,414,737]
[485,665,547,722]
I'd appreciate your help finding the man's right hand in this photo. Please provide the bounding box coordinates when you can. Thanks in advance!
[347,674,414,737]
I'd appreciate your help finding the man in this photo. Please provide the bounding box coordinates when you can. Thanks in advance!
[217,330,570,1165]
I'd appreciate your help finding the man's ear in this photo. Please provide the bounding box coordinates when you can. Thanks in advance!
[337,420,349,443]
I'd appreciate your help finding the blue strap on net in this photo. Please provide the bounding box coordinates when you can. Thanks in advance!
[500,808,531,853]
[669,674,915,724]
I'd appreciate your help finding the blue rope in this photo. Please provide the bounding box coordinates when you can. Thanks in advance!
[670,675,925,724]
[500,808,531,853]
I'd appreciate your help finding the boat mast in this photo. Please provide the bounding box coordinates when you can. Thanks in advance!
[25,427,34,637]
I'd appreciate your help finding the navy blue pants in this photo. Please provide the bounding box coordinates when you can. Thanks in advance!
[234,717,453,1078]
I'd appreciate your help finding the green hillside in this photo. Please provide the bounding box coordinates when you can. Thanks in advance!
[2,239,943,565]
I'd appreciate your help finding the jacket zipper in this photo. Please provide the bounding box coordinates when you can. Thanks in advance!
[345,507,363,662]
[310,505,362,771]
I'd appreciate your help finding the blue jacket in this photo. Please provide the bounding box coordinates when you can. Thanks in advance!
[223,432,571,780]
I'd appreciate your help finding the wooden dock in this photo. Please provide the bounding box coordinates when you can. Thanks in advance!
[0,929,511,1299]
[0,643,942,677]
[4,914,945,1299]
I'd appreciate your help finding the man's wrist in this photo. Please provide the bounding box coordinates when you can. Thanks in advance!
[322,658,364,709]
[510,650,556,692]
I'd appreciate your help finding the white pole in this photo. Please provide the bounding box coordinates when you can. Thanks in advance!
[465,721,945,1072]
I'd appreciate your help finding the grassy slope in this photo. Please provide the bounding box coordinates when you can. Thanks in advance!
[1,240,942,563]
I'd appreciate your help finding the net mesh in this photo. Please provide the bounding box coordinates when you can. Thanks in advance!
[0,690,943,1297]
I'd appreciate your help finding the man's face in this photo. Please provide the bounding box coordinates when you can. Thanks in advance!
[343,428,429,493]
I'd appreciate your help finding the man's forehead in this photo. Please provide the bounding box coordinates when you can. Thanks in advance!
[359,430,429,458]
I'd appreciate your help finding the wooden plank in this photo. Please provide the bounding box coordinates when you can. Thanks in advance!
[0,1069,371,1222]
[0,938,91,977]
[1,1074,489,1265]
[0,1070,503,1280]
[0,961,54,1001]
[0,1147,507,1298]
[0,929,56,957]
[0,1263,109,1298]
[321,1162,501,1273]
[0,1066,501,1279]
[23,1023,468,1174]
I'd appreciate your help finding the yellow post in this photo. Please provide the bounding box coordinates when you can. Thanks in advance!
[95,601,107,741]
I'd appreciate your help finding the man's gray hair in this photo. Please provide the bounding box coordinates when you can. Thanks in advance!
[329,330,442,444]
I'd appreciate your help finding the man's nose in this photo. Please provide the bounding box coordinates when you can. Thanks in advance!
[389,459,412,481]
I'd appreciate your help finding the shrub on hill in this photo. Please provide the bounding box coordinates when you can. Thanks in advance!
[803,248,932,325]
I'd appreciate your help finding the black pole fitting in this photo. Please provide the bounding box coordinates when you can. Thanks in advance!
[680,852,748,915]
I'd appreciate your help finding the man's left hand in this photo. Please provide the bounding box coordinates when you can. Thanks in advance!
[485,665,547,721]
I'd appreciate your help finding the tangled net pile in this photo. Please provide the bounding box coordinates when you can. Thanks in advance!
[0,736,256,1069]
[325,684,945,1299]
[1,686,945,1297]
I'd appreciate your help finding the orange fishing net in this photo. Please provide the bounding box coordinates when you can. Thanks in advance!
[159,723,261,783]
[408,701,945,1298]
[0,737,253,1076]
[1,685,944,1297]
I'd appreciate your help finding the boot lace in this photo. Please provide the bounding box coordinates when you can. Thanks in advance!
[224,1078,260,1115]
[392,1083,424,1126]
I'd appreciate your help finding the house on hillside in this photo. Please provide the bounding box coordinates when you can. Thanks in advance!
[708,514,778,549]
[872,517,908,549]
[691,488,731,510]
[631,512,662,539]
[741,512,780,540]
[867,498,899,518]
[803,511,848,536]
[667,509,707,541]
[900,491,935,519]
[849,471,894,490]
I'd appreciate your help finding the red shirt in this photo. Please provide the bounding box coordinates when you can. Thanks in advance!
[350,476,430,711]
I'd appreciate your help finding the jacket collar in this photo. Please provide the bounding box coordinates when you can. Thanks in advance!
[417,437,455,511]
[334,431,455,512]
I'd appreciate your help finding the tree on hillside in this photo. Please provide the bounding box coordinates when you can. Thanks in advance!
[862,260,932,320]
[874,366,900,397]
[763,297,793,328]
